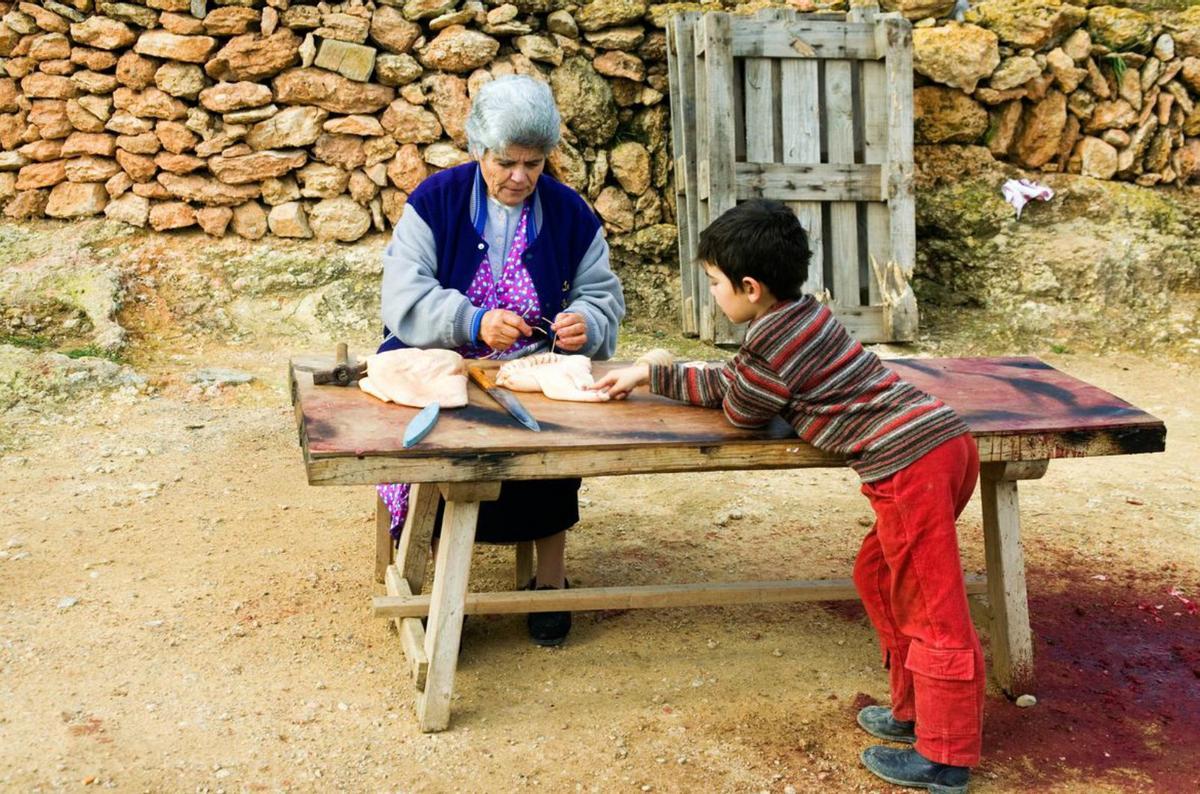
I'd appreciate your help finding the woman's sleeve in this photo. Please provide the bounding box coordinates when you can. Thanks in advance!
[380,207,478,349]
[565,227,625,360]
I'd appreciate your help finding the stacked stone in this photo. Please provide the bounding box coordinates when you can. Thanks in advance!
[908,1,1200,186]
[0,0,675,255]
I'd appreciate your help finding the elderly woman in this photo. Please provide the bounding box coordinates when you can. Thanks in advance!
[376,75,625,646]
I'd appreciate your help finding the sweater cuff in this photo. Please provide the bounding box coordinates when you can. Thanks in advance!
[452,301,477,347]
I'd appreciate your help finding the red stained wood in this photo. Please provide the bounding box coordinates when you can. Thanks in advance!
[292,356,1164,462]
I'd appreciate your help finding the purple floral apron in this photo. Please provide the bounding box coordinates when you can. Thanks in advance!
[378,202,543,538]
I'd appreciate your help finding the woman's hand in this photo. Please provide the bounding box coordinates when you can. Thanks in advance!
[480,309,532,352]
[587,364,650,400]
[551,312,587,352]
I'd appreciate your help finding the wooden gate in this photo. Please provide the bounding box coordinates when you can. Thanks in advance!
[667,5,917,345]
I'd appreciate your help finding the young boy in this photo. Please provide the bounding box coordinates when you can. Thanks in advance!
[591,199,982,794]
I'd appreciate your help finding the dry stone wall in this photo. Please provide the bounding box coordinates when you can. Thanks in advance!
[911,1,1200,186]
[0,0,678,265]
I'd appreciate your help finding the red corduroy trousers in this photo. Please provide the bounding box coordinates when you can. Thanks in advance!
[853,432,983,767]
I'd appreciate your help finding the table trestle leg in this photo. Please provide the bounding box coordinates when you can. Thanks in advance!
[979,460,1047,699]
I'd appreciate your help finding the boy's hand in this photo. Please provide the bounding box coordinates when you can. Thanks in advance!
[588,364,650,400]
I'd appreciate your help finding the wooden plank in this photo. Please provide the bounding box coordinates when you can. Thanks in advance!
[667,14,701,337]
[879,16,915,282]
[374,575,988,617]
[979,463,1036,697]
[743,57,776,164]
[692,18,714,342]
[394,481,439,593]
[417,497,480,732]
[825,59,861,308]
[729,21,879,60]
[375,494,393,584]
[386,565,429,688]
[780,56,824,297]
[438,481,502,503]
[701,12,742,346]
[860,58,889,307]
[735,162,883,202]
[515,541,534,590]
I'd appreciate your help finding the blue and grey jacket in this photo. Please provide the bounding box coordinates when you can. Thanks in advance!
[380,162,625,359]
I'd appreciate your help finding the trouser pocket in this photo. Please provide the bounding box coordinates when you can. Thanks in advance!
[904,643,981,739]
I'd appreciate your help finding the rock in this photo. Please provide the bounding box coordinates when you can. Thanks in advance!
[313,39,377,83]
[386,144,428,191]
[155,152,205,175]
[297,162,349,198]
[547,9,577,38]
[29,33,72,61]
[313,134,366,171]
[880,0,955,22]
[429,8,477,33]
[913,86,988,144]
[157,173,259,205]
[1085,99,1137,133]
[65,156,122,183]
[380,98,442,144]
[154,62,206,100]
[594,50,644,82]
[62,132,115,158]
[245,105,328,150]
[198,81,272,113]
[989,55,1040,91]
[1175,138,1200,183]
[546,137,585,190]
[116,131,160,155]
[206,30,300,82]
[231,201,267,239]
[364,136,399,167]
[4,189,49,219]
[117,52,158,90]
[113,87,188,120]
[913,23,1000,93]
[594,185,633,232]
[203,7,258,36]
[209,149,306,184]
[1014,89,1066,168]
[550,57,617,146]
[106,171,133,198]
[281,7,320,30]
[515,34,563,67]
[1087,7,1157,53]
[273,68,395,114]
[268,201,312,238]
[195,206,232,236]
[610,141,650,195]
[576,0,646,33]
[70,17,137,50]
[1154,34,1175,62]
[375,53,423,87]
[46,181,107,216]
[134,30,217,63]
[324,115,384,137]
[160,11,205,35]
[57,596,78,609]
[1046,48,1087,94]
[1015,694,1037,708]
[115,150,157,182]
[308,196,371,241]
[985,100,1022,156]
[964,0,1087,51]
[422,141,470,168]
[349,169,380,203]
[21,73,80,100]
[583,27,644,52]
[16,161,67,191]
[1073,136,1118,179]
[260,175,300,205]
[1173,8,1200,58]
[422,73,469,147]
[1183,58,1200,94]
[149,200,196,230]
[104,192,149,226]
[29,100,74,140]
[370,7,422,54]
[418,25,499,73]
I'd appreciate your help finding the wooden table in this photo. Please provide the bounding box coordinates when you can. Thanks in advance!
[290,356,1165,732]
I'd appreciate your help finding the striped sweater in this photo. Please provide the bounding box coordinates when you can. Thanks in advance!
[649,296,968,483]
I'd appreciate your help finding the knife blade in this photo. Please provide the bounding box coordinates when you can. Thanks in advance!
[403,403,440,447]
[468,365,540,432]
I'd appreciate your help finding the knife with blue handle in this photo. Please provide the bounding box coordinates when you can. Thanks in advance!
[403,403,440,448]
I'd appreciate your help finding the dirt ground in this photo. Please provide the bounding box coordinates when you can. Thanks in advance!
[2,309,1199,792]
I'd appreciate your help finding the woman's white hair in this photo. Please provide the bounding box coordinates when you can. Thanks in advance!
[465,75,562,159]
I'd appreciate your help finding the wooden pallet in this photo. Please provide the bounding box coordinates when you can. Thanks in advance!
[667,5,917,345]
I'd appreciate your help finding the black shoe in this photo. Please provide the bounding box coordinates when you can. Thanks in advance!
[857,705,916,743]
[860,746,969,794]
[526,578,571,647]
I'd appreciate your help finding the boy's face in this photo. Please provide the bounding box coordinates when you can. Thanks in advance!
[703,261,763,325]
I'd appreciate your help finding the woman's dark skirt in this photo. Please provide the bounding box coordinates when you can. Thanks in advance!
[433,478,581,543]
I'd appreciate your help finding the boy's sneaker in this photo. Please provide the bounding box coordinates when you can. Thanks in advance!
[857,705,916,743]
[860,746,969,794]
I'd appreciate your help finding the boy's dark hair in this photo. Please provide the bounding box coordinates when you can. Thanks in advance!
[696,199,811,300]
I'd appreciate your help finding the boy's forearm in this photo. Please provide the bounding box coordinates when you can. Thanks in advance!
[648,362,728,407]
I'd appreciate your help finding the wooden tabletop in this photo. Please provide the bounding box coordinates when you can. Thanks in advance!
[290,356,1165,486]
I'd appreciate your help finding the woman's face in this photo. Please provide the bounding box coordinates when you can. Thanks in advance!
[478,145,546,206]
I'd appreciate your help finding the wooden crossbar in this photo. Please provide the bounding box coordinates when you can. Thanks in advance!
[373,576,988,618]
[734,162,885,202]
[724,22,879,59]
